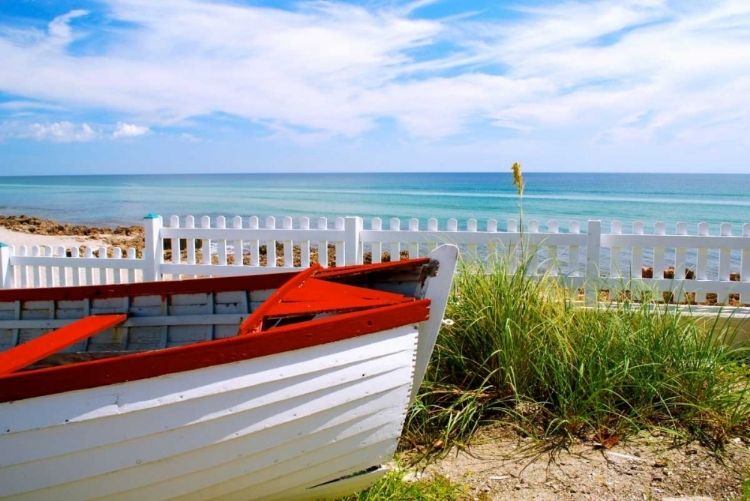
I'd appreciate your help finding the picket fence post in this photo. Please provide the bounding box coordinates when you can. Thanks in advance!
[0,243,10,289]
[344,216,364,265]
[143,213,163,282]
[585,220,602,305]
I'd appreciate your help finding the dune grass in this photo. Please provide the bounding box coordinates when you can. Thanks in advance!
[404,253,750,457]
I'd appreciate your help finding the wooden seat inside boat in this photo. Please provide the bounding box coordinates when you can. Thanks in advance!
[0,314,128,374]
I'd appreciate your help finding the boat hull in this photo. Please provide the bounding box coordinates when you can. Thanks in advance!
[0,324,419,501]
[0,244,459,500]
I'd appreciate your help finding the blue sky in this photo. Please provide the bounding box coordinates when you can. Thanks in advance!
[0,0,748,175]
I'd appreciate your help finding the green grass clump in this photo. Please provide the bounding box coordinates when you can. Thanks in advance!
[337,469,479,501]
[406,254,750,454]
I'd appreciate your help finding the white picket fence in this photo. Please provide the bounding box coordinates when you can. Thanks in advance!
[1,214,749,305]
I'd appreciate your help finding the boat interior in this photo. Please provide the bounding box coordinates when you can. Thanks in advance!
[0,258,436,373]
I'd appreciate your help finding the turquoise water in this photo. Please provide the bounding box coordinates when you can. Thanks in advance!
[0,173,749,234]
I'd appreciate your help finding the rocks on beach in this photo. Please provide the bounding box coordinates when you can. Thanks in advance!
[0,215,144,256]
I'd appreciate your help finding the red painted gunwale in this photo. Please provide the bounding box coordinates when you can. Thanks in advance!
[0,300,430,403]
[313,257,430,278]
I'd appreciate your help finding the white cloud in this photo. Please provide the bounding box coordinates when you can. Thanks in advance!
[0,0,747,148]
[0,120,152,142]
[26,122,98,142]
[113,122,149,138]
[47,10,89,47]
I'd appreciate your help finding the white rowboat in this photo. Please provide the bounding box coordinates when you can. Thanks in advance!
[0,245,458,501]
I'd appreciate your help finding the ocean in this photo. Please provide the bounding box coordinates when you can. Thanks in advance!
[0,172,748,235]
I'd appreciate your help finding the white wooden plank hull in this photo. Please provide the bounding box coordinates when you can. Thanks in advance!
[0,325,420,501]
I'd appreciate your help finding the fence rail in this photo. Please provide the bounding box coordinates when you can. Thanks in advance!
[1,214,749,305]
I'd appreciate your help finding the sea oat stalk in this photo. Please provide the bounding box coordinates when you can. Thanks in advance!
[511,162,525,262]
[511,162,524,196]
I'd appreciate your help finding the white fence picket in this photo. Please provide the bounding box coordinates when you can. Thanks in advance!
[217,216,228,267]
[70,246,80,286]
[16,245,28,287]
[127,248,137,283]
[605,221,622,301]
[170,215,181,280]
[718,223,732,304]
[408,218,419,259]
[526,220,539,276]
[568,221,581,278]
[113,247,123,284]
[632,222,644,282]
[696,223,709,303]
[98,246,107,284]
[84,247,94,285]
[653,222,666,288]
[233,216,244,267]
[546,220,559,277]
[31,246,40,287]
[186,215,196,276]
[389,218,401,262]
[300,217,311,269]
[466,219,478,261]
[56,245,66,287]
[585,220,602,304]
[44,246,54,287]
[371,218,383,264]
[282,216,293,268]
[201,215,212,267]
[506,219,518,273]
[249,216,260,267]
[427,218,439,254]
[334,217,345,266]
[487,219,498,262]
[317,217,328,268]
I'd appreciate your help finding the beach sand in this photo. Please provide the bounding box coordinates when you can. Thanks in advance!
[0,214,143,253]
[0,227,108,249]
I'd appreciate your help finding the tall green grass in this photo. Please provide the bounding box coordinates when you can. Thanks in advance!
[406,254,750,454]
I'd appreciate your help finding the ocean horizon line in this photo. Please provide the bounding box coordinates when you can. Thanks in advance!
[2,171,750,178]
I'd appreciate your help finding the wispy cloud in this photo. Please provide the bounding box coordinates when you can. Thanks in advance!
[0,101,63,112]
[0,0,748,149]
[0,120,154,142]
[46,10,89,47]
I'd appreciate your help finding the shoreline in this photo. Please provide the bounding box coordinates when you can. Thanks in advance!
[0,214,143,252]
